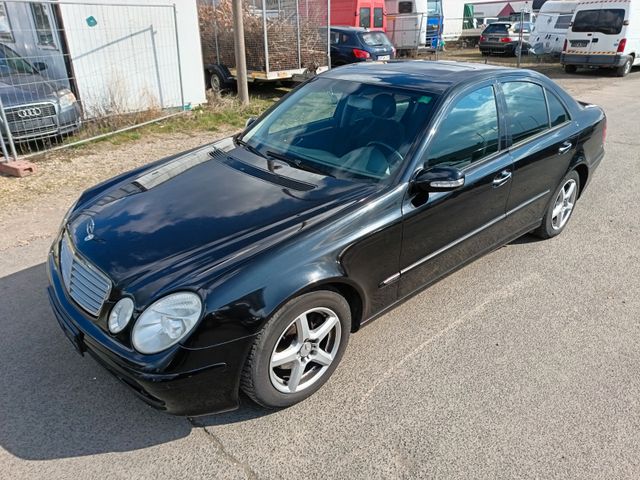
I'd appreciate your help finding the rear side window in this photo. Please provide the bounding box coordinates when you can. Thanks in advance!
[547,90,570,127]
[484,24,510,34]
[572,9,625,35]
[398,1,413,13]
[374,8,383,28]
[426,86,500,168]
[554,14,573,29]
[502,82,549,143]
[359,7,371,28]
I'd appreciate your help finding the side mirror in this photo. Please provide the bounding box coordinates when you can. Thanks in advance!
[245,117,257,128]
[412,165,465,193]
[32,62,48,72]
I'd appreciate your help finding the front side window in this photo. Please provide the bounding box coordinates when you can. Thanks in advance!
[243,78,437,183]
[546,90,570,127]
[572,9,625,35]
[330,31,340,45]
[359,8,371,28]
[426,86,499,169]
[30,3,56,48]
[0,3,14,42]
[427,0,442,15]
[373,7,384,28]
[502,82,549,143]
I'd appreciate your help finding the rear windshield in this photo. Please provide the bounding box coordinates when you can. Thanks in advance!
[572,9,625,34]
[360,32,392,46]
[484,24,510,34]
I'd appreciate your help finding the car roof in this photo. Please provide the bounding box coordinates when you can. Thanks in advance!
[331,26,370,33]
[323,60,529,94]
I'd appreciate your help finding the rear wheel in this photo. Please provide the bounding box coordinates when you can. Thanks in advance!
[533,170,580,239]
[564,64,578,74]
[616,58,632,77]
[241,291,351,409]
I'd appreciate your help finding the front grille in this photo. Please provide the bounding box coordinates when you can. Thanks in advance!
[60,233,112,316]
[4,102,58,138]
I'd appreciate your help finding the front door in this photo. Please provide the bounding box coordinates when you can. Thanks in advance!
[398,83,513,298]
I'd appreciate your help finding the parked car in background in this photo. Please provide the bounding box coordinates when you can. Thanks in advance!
[530,0,577,57]
[48,61,606,415]
[330,26,395,66]
[0,43,81,143]
[561,0,639,77]
[479,21,531,56]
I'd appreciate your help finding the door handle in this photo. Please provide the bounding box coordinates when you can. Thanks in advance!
[492,170,512,187]
[558,141,572,154]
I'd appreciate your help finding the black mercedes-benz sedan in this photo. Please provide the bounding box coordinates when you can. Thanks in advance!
[48,61,606,415]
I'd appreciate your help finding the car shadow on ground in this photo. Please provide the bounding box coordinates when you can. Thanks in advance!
[0,263,271,460]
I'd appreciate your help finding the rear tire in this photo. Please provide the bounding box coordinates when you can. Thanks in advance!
[616,58,632,77]
[564,64,578,74]
[533,170,580,239]
[241,291,351,409]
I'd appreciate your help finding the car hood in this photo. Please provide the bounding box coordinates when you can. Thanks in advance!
[67,140,375,296]
[0,73,58,106]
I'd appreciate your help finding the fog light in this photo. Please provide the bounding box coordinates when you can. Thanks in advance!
[108,298,134,333]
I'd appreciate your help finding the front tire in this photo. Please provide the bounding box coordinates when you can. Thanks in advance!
[533,170,580,239]
[564,64,578,74]
[241,291,351,409]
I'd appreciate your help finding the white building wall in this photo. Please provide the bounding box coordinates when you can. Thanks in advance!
[59,0,205,117]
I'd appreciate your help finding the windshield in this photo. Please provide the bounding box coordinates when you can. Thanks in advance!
[242,77,438,183]
[427,0,441,15]
[360,32,392,46]
[0,44,36,76]
[572,9,625,34]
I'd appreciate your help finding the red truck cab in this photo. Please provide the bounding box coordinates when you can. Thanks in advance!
[331,0,386,31]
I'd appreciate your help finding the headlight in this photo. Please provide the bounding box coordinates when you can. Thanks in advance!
[108,298,134,334]
[57,89,77,109]
[131,292,202,354]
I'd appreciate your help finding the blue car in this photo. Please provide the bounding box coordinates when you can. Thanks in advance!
[330,26,395,67]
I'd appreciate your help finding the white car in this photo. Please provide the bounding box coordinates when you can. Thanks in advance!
[561,0,640,76]
[530,0,577,56]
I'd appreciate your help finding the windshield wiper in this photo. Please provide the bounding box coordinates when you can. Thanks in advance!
[266,150,335,178]
[233,134,267,159]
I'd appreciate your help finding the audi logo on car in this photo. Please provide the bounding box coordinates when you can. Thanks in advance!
[17,107,42,119]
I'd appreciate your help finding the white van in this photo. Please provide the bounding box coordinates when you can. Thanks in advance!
[561,0,640,76]
[530,1,578,56]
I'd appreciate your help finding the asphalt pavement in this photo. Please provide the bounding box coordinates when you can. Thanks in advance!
[1,69,639,479]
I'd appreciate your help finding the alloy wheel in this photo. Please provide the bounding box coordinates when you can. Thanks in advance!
[269,307,341,394]
[551,179,577,230]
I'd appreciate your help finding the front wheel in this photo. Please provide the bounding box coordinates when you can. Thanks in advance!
[564,64,578,74]
[241,291,351,409]
[533,170,580,239]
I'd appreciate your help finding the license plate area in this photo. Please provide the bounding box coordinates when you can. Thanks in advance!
[570,40,590,48]
[56,311,85,355]
[378,55,390,60]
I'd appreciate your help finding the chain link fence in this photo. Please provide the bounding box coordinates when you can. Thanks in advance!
[198,0,329,83]
[0,0,187,162]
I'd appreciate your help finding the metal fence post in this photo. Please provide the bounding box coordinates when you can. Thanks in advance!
[262,0,269,75]
[211,0,220,65]
[517,10,524,68]
[172,4,186,110]
[295,0,301,69]
[0,95,18,162]
[327,0,331,69]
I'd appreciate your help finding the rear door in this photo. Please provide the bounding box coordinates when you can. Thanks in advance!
[499,78,578,233]
[569,5,626,56]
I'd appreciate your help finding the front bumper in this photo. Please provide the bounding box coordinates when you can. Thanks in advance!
[561,53,630,68]
[47,252,254,416]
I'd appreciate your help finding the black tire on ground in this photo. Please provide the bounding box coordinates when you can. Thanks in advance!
[533,170,581,239]
[616,58,632,77]
[564,64,578,74]
[241,290,351,409]
[209,70,225,93]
